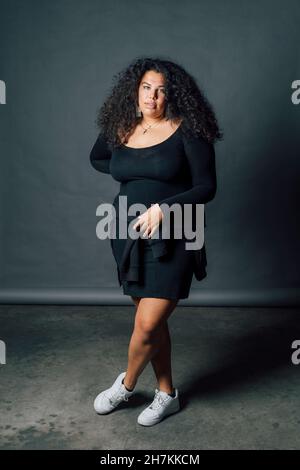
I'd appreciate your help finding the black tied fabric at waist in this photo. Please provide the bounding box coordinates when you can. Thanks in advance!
[111,213,208,284]
[118,215,169,282]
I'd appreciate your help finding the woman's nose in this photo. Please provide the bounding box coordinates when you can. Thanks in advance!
[148,90,157,100]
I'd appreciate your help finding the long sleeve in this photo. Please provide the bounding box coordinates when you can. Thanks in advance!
[158,134,217,209]
[89,133,112,174]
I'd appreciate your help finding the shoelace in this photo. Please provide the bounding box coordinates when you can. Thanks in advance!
[107,385,130,405]
[149,390,169,410]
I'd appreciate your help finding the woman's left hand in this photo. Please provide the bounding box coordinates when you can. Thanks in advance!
[132,203,164,238]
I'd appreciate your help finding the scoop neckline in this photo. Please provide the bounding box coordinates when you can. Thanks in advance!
[121,122,182,150]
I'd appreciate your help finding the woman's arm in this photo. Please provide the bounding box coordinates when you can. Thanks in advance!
[89,133,112,174]
[158,134,217,210]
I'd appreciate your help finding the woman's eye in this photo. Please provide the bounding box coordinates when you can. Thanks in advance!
[142,85,165,93]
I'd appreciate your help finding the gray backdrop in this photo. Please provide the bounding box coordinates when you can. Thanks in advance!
[0,0,299,305]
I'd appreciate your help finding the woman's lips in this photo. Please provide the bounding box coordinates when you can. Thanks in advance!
[145,103,156,108]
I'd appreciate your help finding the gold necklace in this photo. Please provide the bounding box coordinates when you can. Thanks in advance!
[141,118,165,134]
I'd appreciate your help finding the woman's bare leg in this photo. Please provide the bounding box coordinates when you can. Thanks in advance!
[123,297,178,392]
[130,296,174,394]
[150,321,173,394]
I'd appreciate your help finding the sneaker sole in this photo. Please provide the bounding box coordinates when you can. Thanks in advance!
[137,403,180,426]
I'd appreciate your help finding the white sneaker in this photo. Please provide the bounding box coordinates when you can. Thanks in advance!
[94,371,135,414]
[137,388,180,426]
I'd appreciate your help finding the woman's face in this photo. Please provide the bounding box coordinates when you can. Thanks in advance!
[137,70,166,120]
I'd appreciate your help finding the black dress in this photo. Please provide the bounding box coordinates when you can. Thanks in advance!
[90,124,217,300]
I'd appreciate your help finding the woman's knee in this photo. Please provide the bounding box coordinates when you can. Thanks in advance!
[134,317,160,342]
[134,297,178,339]
[134,312,164,341]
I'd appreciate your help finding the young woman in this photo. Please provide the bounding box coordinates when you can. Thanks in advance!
[89,56,222,426]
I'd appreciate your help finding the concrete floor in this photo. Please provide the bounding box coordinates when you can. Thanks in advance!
[0,304,299,450]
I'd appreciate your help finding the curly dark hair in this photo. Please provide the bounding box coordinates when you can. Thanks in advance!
[95,56,223,149]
